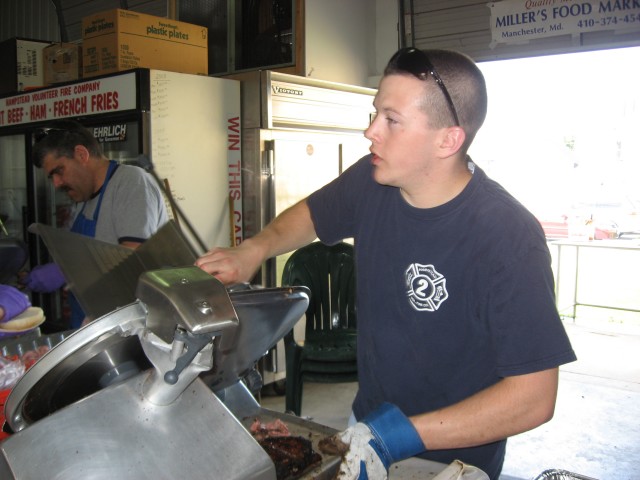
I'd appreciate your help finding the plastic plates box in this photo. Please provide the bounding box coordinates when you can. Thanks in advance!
[81,9,208,78]
[43,42,82,85]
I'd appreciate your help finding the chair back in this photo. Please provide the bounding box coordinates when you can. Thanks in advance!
[281,241,356,342]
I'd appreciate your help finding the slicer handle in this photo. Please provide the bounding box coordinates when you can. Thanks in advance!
[164,329,214,385]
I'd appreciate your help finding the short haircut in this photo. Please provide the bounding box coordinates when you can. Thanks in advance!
[384,48,488,151]
[32,120,103,168]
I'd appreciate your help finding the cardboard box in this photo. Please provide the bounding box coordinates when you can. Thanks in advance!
[0,38,51,94]
[82,9,208,78]
[43,43,82,85]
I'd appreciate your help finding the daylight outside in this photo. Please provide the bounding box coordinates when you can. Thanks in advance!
[470,46,640,241]
[469,46,640,327]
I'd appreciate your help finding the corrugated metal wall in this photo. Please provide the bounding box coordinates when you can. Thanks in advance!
[406,0,640,62]
[5,1,640,64]
[55,0,168,43]
[0,0,168,44]
[0,0,60,42]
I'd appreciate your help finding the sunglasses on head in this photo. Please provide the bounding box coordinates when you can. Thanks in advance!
[390,47,460,127]
[33,127,68,143]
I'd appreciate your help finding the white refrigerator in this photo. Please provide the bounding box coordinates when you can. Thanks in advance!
[229,70,376,384]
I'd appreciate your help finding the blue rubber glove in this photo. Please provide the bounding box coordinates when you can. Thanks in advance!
[333,403,426,480]
[0,285,31,322]
[26,263,66,293]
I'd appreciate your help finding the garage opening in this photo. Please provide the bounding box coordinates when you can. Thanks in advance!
[472,46,639,238]
[470,46,640,332]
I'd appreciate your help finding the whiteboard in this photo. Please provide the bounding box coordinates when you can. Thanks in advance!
[150,70,241,252]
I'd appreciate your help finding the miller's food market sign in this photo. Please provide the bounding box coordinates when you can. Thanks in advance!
[488,0,640,47]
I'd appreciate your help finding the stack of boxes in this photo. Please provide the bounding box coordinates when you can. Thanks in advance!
[81,9,208,78]
[43,43,82,85]
[0,9,208,95]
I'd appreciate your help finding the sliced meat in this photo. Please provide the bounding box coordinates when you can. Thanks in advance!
[258,435,322,480]
[250,417,291,441]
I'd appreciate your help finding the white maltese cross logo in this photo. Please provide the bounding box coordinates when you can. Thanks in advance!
[405,263,448,312]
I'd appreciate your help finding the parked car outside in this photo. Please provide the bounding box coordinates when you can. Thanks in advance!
[538,215,618,240]
[539,197,640,241]
[578,197,640,239]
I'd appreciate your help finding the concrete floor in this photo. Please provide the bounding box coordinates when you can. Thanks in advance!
[259,320,640,480]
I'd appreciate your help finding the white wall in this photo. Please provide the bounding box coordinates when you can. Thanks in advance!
[304,0,398,88]
[371,0,399,86]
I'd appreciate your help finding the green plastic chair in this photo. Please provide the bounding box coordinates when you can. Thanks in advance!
[281,241,357,416]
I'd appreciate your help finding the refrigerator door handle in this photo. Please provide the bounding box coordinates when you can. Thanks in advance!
[262,140,275,177]
[262,141,277,287]
[262,140,276,224]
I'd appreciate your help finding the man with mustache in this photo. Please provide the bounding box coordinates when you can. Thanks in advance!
[24,120,168,328]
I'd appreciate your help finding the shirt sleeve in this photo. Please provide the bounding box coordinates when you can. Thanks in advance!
[307,155,372,244]
[108,166,169,243]
[490,244,577,376]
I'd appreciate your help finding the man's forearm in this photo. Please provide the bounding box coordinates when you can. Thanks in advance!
[246,198,318,260]
[411,368,559,450]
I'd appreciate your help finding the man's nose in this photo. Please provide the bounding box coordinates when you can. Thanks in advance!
[364,119,378,141]
[51,175,63,188]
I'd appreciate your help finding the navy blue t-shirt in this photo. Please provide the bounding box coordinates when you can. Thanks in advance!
[307,156,576,479]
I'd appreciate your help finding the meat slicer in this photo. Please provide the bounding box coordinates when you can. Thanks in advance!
[0,266,341,479]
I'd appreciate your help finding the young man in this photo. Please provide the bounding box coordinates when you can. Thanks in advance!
[196,47,576,479]
[25,120,168,328]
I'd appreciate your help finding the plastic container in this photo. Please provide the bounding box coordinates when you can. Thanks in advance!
[0,330,71,440]
[0,330,70,358]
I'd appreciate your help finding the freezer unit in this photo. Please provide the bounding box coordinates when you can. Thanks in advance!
[230,70,376,384]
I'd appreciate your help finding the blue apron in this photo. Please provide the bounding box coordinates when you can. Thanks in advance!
[68,160,118,328]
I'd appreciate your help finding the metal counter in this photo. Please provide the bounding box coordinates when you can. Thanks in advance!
[550,239,640,319]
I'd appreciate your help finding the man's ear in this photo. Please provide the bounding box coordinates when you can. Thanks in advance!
[74,145,90,164]
[439,126,466,157]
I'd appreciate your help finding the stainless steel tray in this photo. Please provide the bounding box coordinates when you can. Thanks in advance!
[533,469,598,480]
[240,408,341,480]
